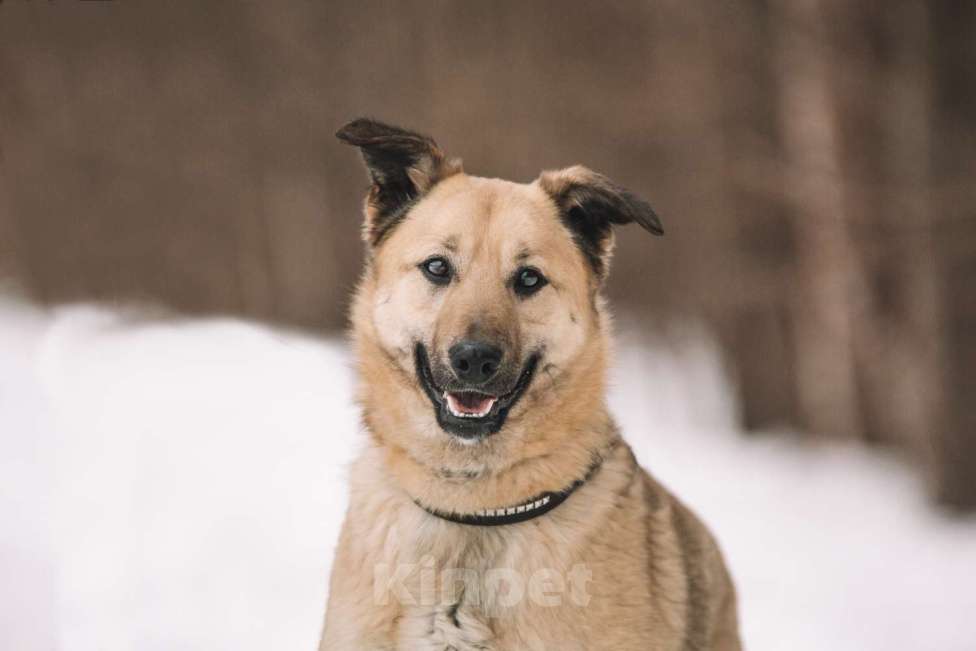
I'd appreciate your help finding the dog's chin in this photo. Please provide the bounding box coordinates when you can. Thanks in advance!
[414,344,539,441]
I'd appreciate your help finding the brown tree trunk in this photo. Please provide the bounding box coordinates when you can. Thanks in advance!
[872,1,946,472]
[929,3,976,509]
[771,0,866,438]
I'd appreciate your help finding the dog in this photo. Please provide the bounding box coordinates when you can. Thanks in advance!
[319,119,741,651]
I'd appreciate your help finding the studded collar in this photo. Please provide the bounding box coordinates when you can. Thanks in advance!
[414,444,614,527]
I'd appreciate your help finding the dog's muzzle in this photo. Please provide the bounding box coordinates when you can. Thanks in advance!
[414,343,539,440]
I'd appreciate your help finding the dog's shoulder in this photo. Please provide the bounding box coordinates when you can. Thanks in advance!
[636,466,740,650]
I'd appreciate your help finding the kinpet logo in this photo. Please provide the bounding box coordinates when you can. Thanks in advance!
[374,556,594,613]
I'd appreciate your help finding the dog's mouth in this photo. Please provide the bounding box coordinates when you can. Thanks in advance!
[444,391,497,418]
[415,343,539,440]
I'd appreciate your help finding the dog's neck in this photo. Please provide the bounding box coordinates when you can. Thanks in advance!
[412,435,620,526]
[368,388,619,517]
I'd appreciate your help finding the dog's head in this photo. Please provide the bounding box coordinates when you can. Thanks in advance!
[339,119,661,449]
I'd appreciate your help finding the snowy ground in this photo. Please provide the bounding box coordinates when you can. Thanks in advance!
[1,297,974,650]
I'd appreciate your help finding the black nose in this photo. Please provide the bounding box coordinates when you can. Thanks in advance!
[449,340,503,385]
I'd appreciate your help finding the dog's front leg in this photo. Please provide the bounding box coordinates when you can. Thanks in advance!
[319,517,400,651]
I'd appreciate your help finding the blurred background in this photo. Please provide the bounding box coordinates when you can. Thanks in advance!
[1,2,975,650]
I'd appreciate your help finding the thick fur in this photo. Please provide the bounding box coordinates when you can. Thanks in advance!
[320,120,741,650]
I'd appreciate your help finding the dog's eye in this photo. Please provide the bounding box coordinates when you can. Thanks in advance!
[513,267,547,297]
[420,257,453,286]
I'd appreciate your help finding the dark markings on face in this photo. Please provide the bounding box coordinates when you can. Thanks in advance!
[436,467,482,480]
[561,205,614,277]
[371,195,419,246]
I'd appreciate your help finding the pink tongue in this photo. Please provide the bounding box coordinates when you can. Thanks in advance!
[451,393,494,414]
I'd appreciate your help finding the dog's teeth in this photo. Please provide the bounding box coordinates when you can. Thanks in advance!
[444,392,496,418]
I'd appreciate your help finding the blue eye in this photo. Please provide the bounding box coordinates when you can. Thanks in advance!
[420,257,452,285]
[513,267,547,297]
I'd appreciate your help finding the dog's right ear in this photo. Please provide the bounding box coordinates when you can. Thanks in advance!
[538,165,663,280]
[337,118,462,246]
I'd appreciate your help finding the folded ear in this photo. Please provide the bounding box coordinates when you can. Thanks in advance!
[337,118,462,245]
[537,165,663,279]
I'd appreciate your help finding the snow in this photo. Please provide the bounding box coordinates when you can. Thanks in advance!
[1,297,974,650]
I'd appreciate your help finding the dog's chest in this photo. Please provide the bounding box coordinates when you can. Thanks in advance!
[391,540,501,651]
[396,602,495,651]
[389,527,589,651]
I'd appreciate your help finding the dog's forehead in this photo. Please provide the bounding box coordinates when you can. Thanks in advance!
[400,174,570,255]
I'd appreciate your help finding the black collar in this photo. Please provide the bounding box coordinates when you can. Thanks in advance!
[414,451,610,527]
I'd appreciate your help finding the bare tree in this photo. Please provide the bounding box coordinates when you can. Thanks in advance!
[770,0,868,438]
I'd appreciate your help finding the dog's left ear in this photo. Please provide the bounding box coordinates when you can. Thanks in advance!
[337,118,462,245]
[538,165,663,279]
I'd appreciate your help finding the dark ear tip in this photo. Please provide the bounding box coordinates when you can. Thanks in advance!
[335,118,436,152]
[335,118,375,145]
[634,200,664,236]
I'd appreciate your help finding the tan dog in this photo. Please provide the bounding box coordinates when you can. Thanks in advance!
[319,119,741,651]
